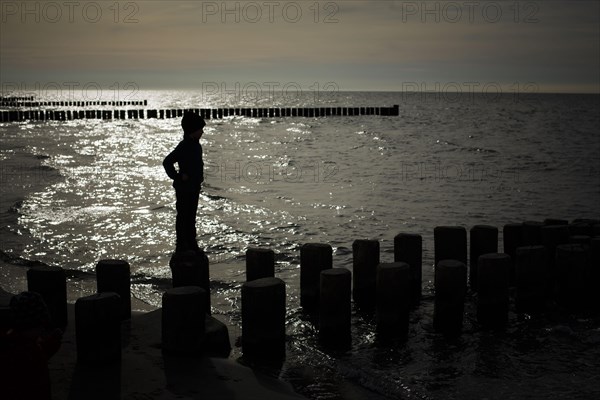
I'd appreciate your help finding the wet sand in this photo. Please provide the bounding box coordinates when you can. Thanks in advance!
[47,304,305,400]
[0,265,306,400]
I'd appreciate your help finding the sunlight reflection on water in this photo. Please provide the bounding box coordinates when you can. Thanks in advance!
[2,91,599,399]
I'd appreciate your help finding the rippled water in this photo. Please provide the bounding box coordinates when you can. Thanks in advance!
[1,91,599,399]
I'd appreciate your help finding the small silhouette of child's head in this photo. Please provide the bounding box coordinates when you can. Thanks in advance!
[9,291,51,330]
[181,112,206,139]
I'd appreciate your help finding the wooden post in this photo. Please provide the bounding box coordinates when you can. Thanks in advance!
[161,286,207,355]
[27,266,67,328]
[169,250,211,313]
[246,248,275,281]
[544,218,568,226]
[96,259,131,320]
[241,277,286,362]
[541,225,571,299]
[75,292,121,364]
[393,233,422,306]
[589,238,600,311]
[376,262,411,338]
[522,221,543,246]
[434,226,467,267]
[515,245,546,313]
[300,243,332,311]
[434,259,467,336]
[503,223,523,285]
[570,235,591,245]
[477,253,511,328]
[319,268,351,349]
[352,239,380,309]
[469,225,498,291]
[569,221,594,237]
[555,244,587,309]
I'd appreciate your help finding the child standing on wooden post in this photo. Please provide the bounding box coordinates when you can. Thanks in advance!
[163,112,205,252]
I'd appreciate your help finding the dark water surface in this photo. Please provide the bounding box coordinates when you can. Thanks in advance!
[1,91,599,399]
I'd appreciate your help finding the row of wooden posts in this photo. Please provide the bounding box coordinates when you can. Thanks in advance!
[0,105,400,123]
[0,100,148,108]
[20,218,600,364]
[0,96,35,102]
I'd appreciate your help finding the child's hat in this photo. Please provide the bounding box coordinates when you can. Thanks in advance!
[181,112,206,135]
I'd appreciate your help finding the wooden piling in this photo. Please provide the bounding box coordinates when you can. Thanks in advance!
[555,244,587,309]
[503,223,523,285]
[169,250,211,312]
[570,235,591,245]
[434,226,467,267]
[434,259,467,335]
[319,268,351,349]
[300,243,333,311]
[544,218,568,226]
[96,259,131,320]
[541,225,571,298]
[515,245,547,313]
[376,262,411,338]
[352,239,380,309]
[75,292,121,364]
[469,225,498,291]
[393,233,422,306]
[477,253,511,328]
[569,221,595,237]
[522,221,544,246]
[589,238,600,310]
[27,266,67,328]
[241,277,286,361]
[161,286,207,355]
[246,248,275,281]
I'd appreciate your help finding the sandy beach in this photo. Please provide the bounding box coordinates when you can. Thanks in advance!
[48,305,306,400]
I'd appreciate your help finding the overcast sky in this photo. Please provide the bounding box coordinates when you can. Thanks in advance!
[1,1,598,93]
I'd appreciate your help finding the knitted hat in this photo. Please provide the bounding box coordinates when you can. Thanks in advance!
[181,112,206,136]
[9,291,51,329]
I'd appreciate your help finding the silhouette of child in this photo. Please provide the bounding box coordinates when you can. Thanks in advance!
[163,112,206,252]
[0,291,62,400]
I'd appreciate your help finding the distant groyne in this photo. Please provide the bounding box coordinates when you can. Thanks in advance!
[0,105,400,122]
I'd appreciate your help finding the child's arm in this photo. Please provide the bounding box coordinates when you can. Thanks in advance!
[163,147,181,181]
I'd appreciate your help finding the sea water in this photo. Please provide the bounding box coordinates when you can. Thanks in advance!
[1,91,599,399]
